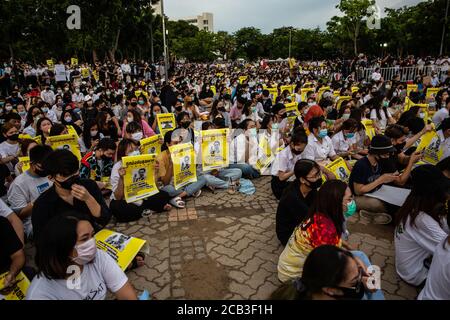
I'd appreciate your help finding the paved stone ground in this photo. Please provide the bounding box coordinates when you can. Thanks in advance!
[24,176,419,300]
[107,176,419,300]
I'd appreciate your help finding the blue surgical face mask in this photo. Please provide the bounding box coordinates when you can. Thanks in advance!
[318,129,328,138]
[248,128,257,137]
[344,200,357,218]
[345,132,355,139]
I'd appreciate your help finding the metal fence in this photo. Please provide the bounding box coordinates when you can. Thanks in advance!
[357,65,448,82]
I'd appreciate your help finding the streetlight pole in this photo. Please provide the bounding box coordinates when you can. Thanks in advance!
[288,28,292,59]
[161,0,169,82]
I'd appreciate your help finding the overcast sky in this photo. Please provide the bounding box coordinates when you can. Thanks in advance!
[165,0,426,33]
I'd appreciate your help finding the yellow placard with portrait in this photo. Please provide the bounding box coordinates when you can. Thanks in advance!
[0,271,30,300]
[122,154,159,203]
[325,157,351,183]
[361,119,376,140]
[140,135,162,156]
[18,156,31,173]
[157,113,176,137]
[169,143,197,190]
[47,133,81,160]
[201,129,229,171]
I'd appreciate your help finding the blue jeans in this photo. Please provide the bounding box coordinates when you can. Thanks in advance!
[351,250,385,300]
[160,175,207,197]
[229,163,260,179]
[203,168,242,189]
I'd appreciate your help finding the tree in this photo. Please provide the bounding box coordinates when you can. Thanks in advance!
[336,0,375,55]
[232,27,265,61]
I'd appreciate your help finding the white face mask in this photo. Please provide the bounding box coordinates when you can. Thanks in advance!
[132,132,143,141]
[64,116,72,123]
[127,116,133,123]
[5,105,13,112]
[90,130,98,137]
[72,238,97,265]
[128,150,141,157]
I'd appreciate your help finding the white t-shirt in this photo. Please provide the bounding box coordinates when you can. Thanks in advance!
[433,108,449,127]
[271,145,306,177]
[303,134,336,162]
[0,198,13,218]
[331,131,357,154]
[418,237,450,300]
[394,212,449,286]
[7,171,53,237]
[26,250,128,300]
[0,141,20,172]
[370,109,392,130]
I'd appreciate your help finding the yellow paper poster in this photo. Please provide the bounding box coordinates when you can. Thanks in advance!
[317,86,331,102]
[95,229,148,271]
[169,143,197,190]
[157,113,176,137]
[216,73,224,77]
[361,119,376,140]
[19,133,33,141]
[336,96,351,110]
[351,87,359,93]
[280,85,294,94]
[66,125,79,138]
[255,136,275,173]
[46,59,54,70]
[301,88,315,101]
[239,76,248,84]
[34,135,42,145]
[0,271,30,300]
[18,156,31,173]
[122,154,159,203]
[416,131,437,152]
[407,84,418,97]
[81,68,90,79]
[426,87,440,99]
[268,88,278,102]
[71,57,78,66]
[47,133,81,160]
[210,85,217,96]
[140,135,162,155]
[201,129,229,171]
[422,135,444,165]
[333,90,340,98]
[325,157,351,183]
[285,102,299,120]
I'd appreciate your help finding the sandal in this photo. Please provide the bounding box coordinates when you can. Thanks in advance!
[169,196,185,208]
[126,252,145,271]
[192,190,202,198]
[228,178,237,195]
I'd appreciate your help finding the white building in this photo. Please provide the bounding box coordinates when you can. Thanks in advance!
[151,0,162,16]
[177,12,214,32]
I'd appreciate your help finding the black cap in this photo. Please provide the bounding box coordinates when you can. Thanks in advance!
[411,164,450,195]
[369,135,396,155]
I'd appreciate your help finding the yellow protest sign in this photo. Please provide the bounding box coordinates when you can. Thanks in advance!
[216,72,224,77]
[268,88,278,102]
[47,133,81,160]
[255,135,275,173]
[407,84,418,97]
[333,90,340,98]
[325,157,351,183]
[426,87,440,99]
[92,69,99,81]
[285,102,299,120]
[361,119,376,140]
[169,143,197,190]
[81,67,90,79]
[66,125,79,138]
[46,59,54,70]
[351,87,359,93]
[95,229,148,271]
[301,88,315,101]
[281,85,294,94]
[239,76,248,84]
[422,134,444,165]
[303,82,314,88]
[140,135,162,155]
[416,131,437,152]
[336,96,351,110]
[122,154,159,203]
[201,129,229,171]
[210,85,216,96]
[157,113,176,137]
[18,156,31,173]
[0,271,30,300]
[317,86,331,102]
[71,57,78,66]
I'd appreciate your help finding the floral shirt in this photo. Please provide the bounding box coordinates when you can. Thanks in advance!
[80,151,113,181]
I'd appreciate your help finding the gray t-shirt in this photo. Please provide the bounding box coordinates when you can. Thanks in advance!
[26,250,128,300]
[7,171,53,237]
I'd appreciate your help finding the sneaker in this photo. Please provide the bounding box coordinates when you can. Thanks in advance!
[142,209,155,218]
[359,210,392,225]
[192,190,202,198]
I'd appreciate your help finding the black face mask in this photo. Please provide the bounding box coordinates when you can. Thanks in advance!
[131,102,138,107]
[57,175,81,190]
[291,147,303,155]
[181,121,191,129]
[334,281,365,300]
[218,107,226,112]
[175,106,183,112]
[377,155,396,172]
[7,134,19,141]
[395,142,406,153]
[101,155,111,162]
[35,168,48,177]
[280,113,287,119]
[305,177,323,190]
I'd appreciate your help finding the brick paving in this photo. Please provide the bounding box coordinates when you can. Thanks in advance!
[24,176,419,300]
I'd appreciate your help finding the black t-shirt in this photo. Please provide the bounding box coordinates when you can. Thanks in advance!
[0,163,11,196]
[0,216,23,273]
[31,179,111,240]
[276,180,317,246]
[348,156,382,194]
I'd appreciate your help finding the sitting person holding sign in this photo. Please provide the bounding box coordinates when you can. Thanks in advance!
[26,214,138,300]
[109,139,172,222]
[31,150,111,240]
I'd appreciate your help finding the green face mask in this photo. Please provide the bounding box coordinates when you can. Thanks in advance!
[344,200,357,218]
